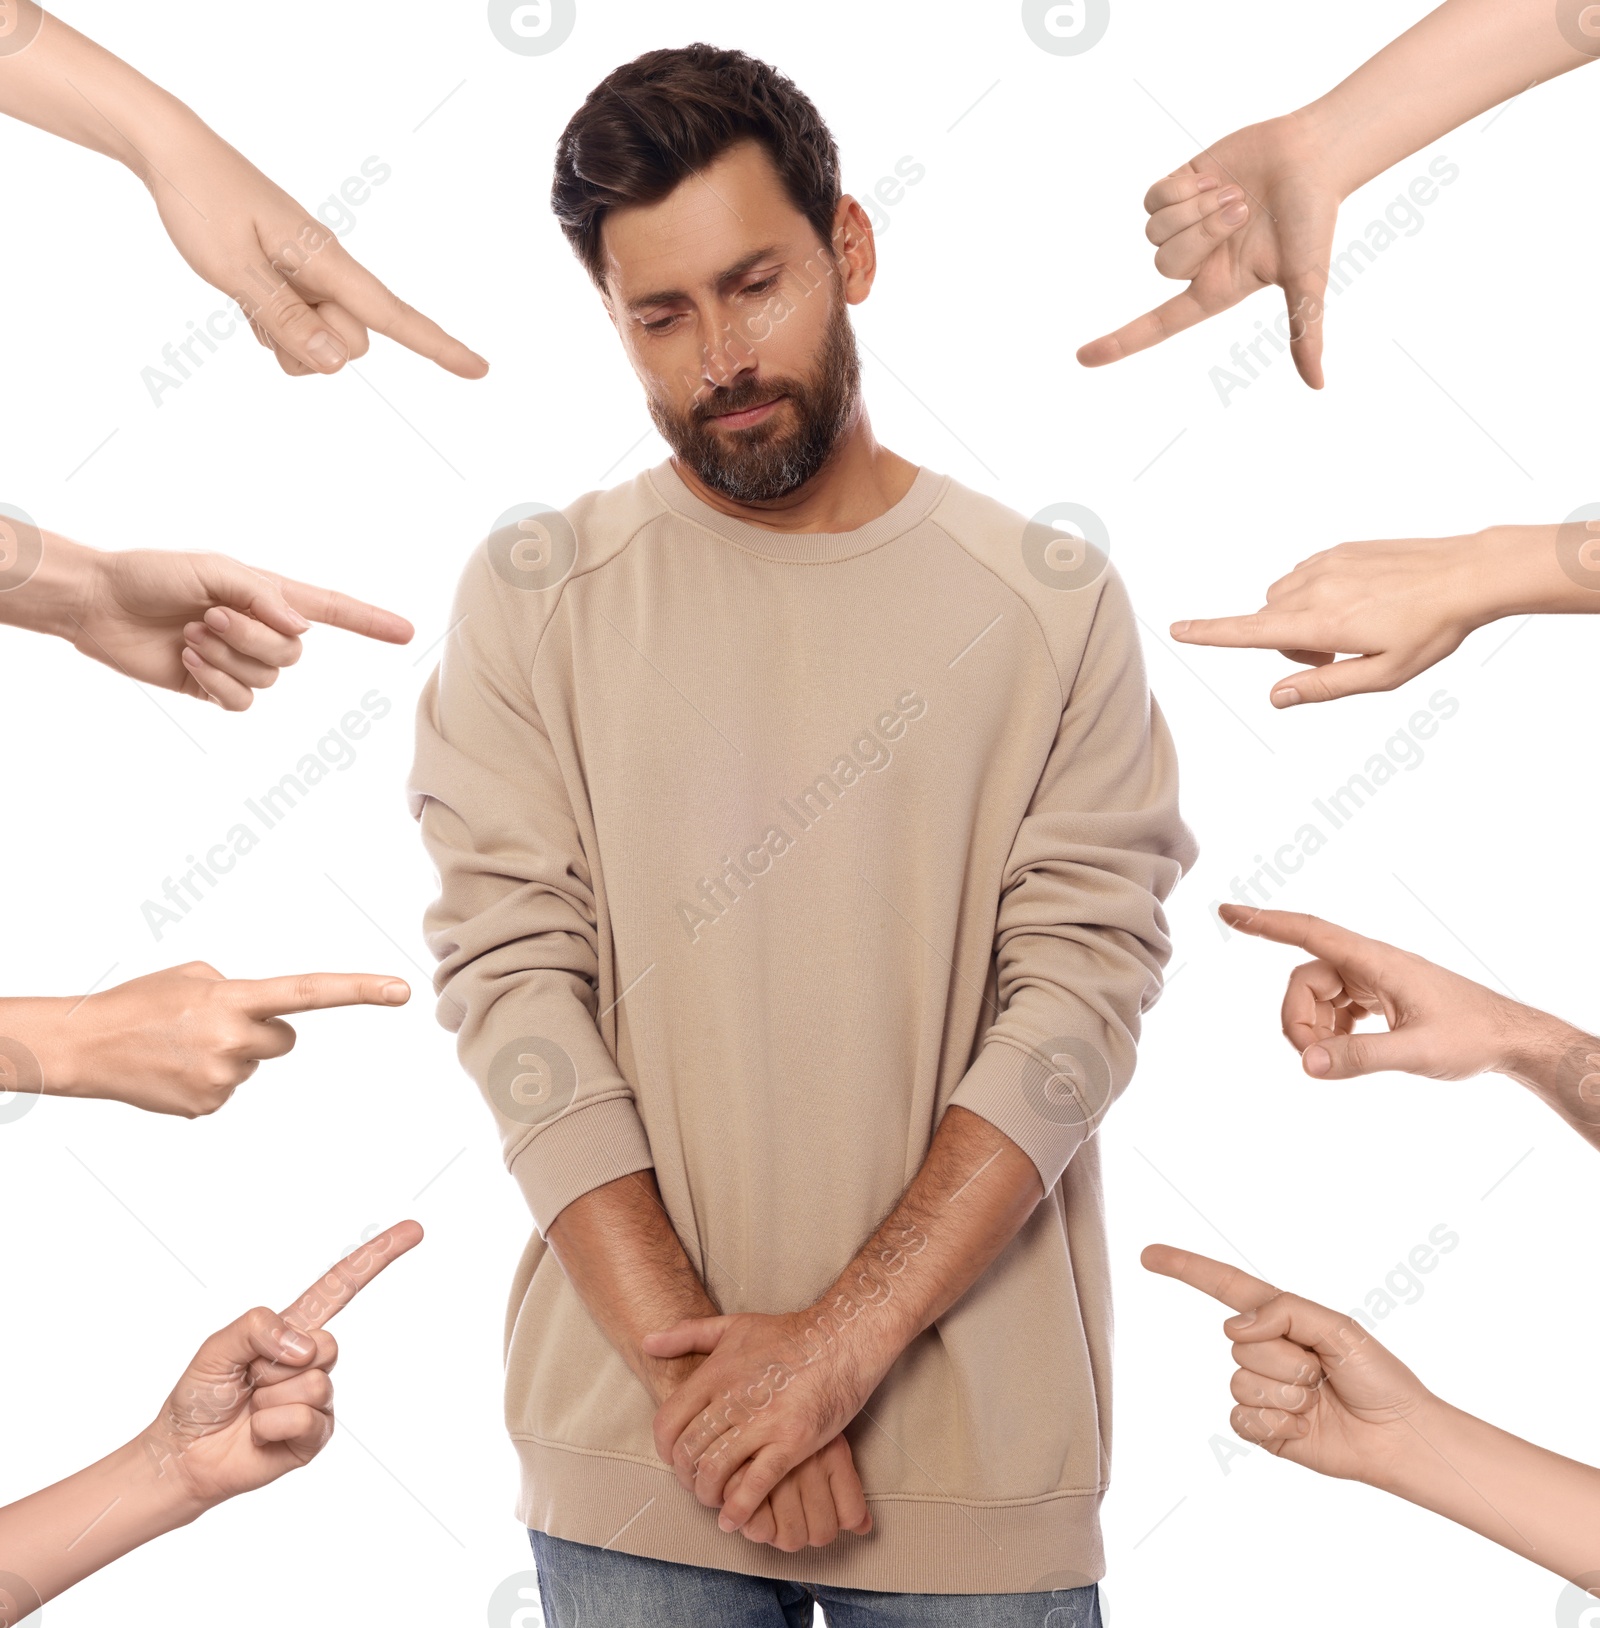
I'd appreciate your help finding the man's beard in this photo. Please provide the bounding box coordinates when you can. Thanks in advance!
[646,288,861,505]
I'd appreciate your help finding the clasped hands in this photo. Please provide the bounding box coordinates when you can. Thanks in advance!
[640,1279,909,1552]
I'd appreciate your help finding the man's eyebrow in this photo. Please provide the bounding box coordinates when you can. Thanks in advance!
[623,244,786,315]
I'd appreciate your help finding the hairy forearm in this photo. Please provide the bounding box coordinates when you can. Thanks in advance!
[1500,1016,1600,1151]
[1374,1394,1600,1584]
[0,1434,204,1614]
[1300,0,1595,197]
[544,1169,721,1404]
[807,1104,1044,1374]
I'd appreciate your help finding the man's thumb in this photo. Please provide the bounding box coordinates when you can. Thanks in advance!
[1303,1030,1409,1080]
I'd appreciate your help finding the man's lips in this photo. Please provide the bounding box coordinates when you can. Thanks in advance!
[706,394,786,428]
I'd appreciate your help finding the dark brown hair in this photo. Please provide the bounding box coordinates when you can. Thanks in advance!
[551,43,841,294]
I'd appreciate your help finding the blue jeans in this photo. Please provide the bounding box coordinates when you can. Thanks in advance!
[527,1529,1103,1626]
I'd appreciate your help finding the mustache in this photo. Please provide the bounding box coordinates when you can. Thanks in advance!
[696,386,790,421]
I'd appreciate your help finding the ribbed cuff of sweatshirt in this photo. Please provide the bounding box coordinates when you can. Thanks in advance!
[946,1037,1103,1195]
[510,1094,656,1236]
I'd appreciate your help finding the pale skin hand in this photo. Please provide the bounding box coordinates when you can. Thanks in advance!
[0,964,410,1116]
[0,4,486,378]
[142,138,487,379]
[1169,525,1600,707]
[1143,1242,1600,1588]
[1076,114,1339,387]
[1077,0,1597,385]
[0,1222,423,1617]
[544,1169,872,1552]
[1141,1243,1436,1484]
[0,531,415,709]
[1222,903,1600,1149]
[642,1104,1044,1534]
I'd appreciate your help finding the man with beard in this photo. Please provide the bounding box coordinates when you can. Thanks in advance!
[409,43,1195,1627]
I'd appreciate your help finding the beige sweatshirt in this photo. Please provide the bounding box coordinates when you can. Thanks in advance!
[409,455,1197,1593]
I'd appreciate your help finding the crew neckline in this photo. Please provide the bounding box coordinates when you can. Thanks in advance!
[647,455,947,563]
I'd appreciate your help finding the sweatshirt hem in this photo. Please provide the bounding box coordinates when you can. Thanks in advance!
[512,1435,1107,1594]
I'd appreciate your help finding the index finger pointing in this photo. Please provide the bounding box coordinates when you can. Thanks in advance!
[1076,287,1232,368]
[1216,906,1369,966]
[260,573,415,645]
[310,251,488,379]
[232,972,411,1018]
[1168,611,1320,651]
[1141,1243,1279,1314]
[281,1219,424,1334]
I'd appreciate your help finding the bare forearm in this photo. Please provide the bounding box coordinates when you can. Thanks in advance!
[1376,1395,1600,1584]
[1471,525,1600,619]
[0,5,212,179]
[0,532,98,639]
[544,1169,720,1403]
[1388,525,1600,652]
[0,996,86,1093]
[1301,0,1595,196]
[0,1434,204,1612]
[811,1105,1044,1368]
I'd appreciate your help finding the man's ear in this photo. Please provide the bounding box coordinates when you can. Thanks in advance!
[834,197,877,306]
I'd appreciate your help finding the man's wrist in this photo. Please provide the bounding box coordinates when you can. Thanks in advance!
[807,1240,932,1393]
[641,1350,705,1407]
[1499,1014,1600,1107]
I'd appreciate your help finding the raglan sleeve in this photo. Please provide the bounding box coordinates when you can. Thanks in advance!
[944,562,1199,1194]
[408,545,653,1236]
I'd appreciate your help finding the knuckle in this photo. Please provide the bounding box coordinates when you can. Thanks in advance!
[267,294,319,336]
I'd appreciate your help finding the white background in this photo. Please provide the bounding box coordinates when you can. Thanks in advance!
[3,2,1598,1623]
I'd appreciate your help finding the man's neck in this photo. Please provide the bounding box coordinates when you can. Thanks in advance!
[670,416,919,535]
